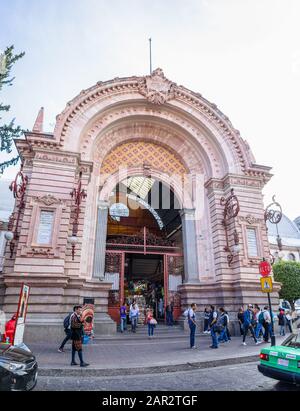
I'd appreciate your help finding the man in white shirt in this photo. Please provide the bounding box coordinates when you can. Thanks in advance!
[262,306,272,343]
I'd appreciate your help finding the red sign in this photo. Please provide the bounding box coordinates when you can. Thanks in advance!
[259,261,271,277]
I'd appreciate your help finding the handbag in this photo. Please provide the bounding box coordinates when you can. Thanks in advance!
[150,318,157,325]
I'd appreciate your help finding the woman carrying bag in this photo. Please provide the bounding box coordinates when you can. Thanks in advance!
[146,309,157,338]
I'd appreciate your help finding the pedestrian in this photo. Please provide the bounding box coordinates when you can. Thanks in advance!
[146,309,157,338]
[70,305,89,367]
[203,307,210,334]
[237,307,244,336]
[4,314,17,344]
[158,298,164,319]
[224,310,231,341]
[120,301,127,333]
[242,304,260,345]
[278,308,286,336]
[166,301,174,326]
[262,306,272,343]
[130,302,139,333]
[217,308,229,344]
[58,311,73,352]
[130,299,140,327]
[208,305,218,331]
[254,305,264,341]
[285,310,293,333]
[187,303,197,349]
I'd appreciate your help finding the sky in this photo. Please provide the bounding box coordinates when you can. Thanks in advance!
[0,0,299,220]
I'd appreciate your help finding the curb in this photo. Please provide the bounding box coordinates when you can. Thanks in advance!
[37,354,259,377]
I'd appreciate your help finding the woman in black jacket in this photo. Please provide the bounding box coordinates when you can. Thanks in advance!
[237,307,244,336]
[70,305,89,367]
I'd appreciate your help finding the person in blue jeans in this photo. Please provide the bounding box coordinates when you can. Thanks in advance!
[217,308,229,343]
[130,303,138,333]
[188,303,197,349]
[242,304,259,345]
[146,309,156,338]
[120,301,127,333]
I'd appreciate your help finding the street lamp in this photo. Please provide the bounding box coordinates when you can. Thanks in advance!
[264,195,283,346]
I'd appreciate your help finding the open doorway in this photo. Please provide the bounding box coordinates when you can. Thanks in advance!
[124,253,165,323]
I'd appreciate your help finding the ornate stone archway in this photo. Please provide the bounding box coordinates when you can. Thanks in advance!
[0,68,280,342]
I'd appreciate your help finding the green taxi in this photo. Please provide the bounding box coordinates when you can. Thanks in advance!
[258,333,300,385]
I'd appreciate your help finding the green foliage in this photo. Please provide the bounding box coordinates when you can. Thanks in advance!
[273,261,300,306]
[0,45,25,175]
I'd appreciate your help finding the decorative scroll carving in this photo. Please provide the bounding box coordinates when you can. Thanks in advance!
[138,68,177,105]
[33,194,62,206]
[239,214,263,225]
[105,253,121,273]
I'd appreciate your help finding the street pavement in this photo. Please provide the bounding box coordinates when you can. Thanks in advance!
[35,362,300,391]
[27,326,289,376]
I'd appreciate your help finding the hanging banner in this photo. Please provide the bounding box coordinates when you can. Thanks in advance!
[13,284,30,346]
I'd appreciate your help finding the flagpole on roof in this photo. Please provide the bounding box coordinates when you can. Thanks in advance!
[149,38,152,74]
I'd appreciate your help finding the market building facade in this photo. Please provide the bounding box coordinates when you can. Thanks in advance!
[0,69,280,341]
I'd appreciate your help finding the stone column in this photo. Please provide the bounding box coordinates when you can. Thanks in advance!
[180,209,200,284]
[92,201,110,279]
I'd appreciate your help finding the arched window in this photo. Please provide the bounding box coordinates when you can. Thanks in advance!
[288,253,296,261]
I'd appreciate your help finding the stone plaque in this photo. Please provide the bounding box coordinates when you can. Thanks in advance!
[37,210,54,244]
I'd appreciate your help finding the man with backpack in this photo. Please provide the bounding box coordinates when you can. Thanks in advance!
[58,311,73,352]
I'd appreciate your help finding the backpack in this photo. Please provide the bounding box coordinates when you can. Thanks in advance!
[63,313,71,329]
[183,309,189,318]
[258,311,265,324]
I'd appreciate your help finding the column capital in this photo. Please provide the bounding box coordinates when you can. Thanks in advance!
[97,200,110,210]
[179,208,196,218]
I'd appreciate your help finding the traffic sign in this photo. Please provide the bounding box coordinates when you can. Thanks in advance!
[259,260,272,277]
[260,277,273,293]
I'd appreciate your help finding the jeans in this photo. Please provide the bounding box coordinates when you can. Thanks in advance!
[120,317,127,332]
[286,320,292,333]
[131,316,137,332]
[263,323,273,342]
[189,321,196,348]
[279,325,285,336]
[210,325,219,348]
[242,324,257,343]
[166,311,173,325]
[218,327,228,342]
[255,323,264,339]
[204,319,209,332]
[148,323,155,336]
[59,328,72,350]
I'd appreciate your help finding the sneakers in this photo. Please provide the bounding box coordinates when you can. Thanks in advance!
[210,345,218,349]
[71,361,78,366]
[58,348,64,353]
[242,342,247,346]
[80,362,90,367]
[191,346,197,349]
[255,341,262,345]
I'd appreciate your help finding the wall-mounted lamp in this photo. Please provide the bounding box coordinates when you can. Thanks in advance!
[220,189,240,266]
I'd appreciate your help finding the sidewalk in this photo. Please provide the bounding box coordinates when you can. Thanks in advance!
[27,328,287,377]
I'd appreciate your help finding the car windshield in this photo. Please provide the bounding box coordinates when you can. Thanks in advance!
[282,333,300,348]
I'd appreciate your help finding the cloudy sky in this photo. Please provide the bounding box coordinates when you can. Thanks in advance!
[0,0,299,219]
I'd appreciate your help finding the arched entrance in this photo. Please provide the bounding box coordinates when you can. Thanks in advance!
[103,176,184,323]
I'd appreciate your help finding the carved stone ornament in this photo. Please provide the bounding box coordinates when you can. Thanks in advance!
[34,194,62,206]
[138,68,177,105]
[239,214,263,225]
